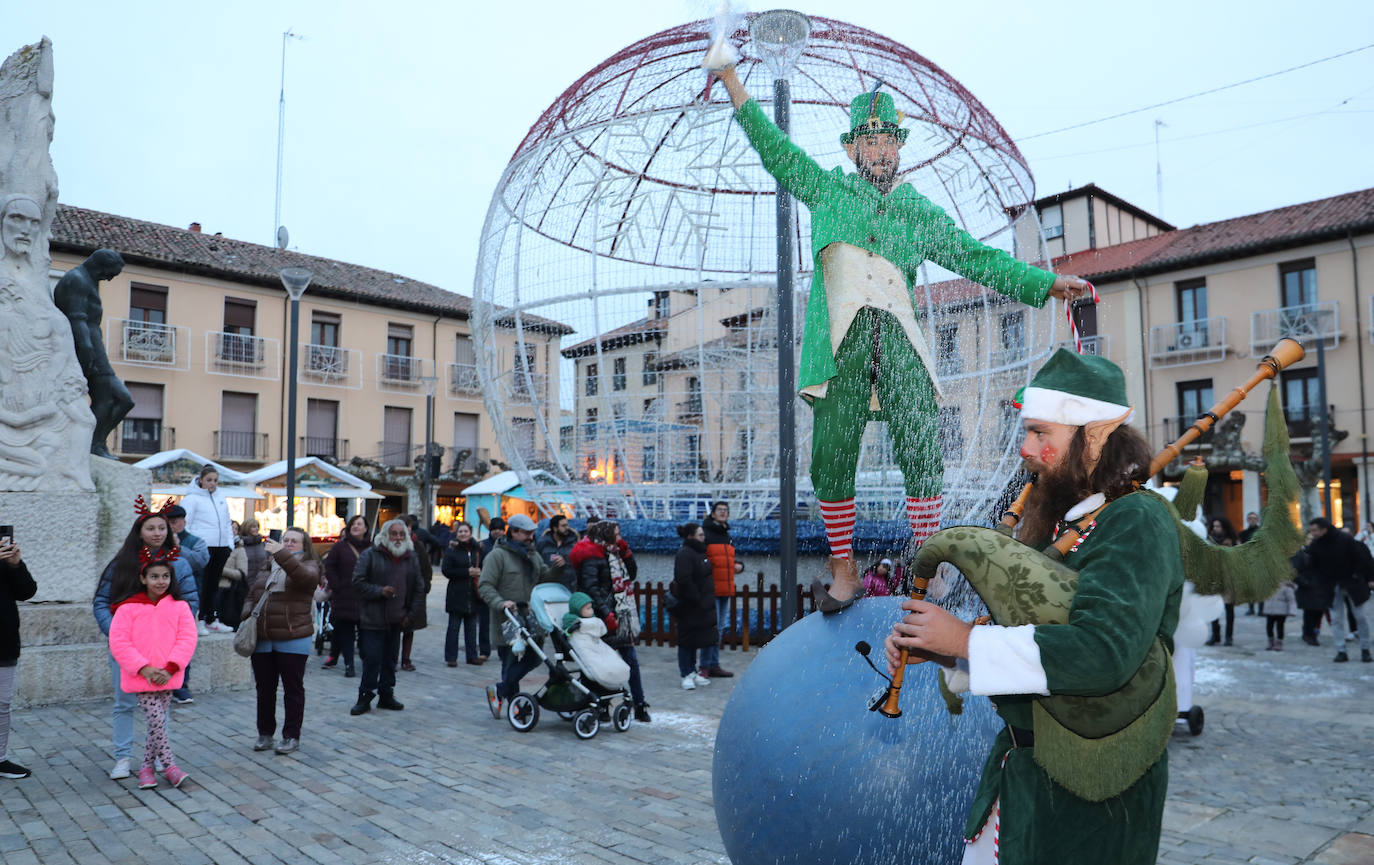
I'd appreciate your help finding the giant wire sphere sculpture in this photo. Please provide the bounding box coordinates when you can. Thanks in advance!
[471,15,1060,523]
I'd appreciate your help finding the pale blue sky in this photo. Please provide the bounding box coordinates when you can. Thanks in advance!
[7,0,1372,291]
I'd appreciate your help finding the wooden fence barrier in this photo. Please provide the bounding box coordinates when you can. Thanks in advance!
[636,575,822,650]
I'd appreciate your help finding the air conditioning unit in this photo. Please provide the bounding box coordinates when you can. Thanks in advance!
[1176,327,1206,350]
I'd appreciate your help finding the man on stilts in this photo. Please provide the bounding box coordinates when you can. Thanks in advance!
[707,58,1094,610]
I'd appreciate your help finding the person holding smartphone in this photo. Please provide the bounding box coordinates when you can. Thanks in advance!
[0,530,38,779]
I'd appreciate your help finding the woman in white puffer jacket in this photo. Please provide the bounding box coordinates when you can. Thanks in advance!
[180,465,235,628]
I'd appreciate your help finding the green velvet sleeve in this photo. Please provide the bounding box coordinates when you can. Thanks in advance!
[1033,494,1184,696]
[734,99,831,210]
[913,193,1055,308]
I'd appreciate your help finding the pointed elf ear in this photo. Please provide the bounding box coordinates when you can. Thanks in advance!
[1082,408,1134,471]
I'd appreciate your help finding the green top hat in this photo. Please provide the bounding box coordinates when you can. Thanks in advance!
[839,91,908,146]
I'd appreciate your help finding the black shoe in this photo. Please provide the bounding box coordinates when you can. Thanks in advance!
[350,693,374,715]
[377,695,404,711]
[0,760,30,779]
[322,657,338,669]
[811,577,856,614]
[1363,649,1373,663]
[1204,637,1220,646]
[1302,635,1320,646]
[1334,651,1349,663]
[633,703,651,723]
[1223,638,1233,647]
[344,666,356,678]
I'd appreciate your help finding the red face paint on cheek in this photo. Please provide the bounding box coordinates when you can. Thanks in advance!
[1039,445,1058,466]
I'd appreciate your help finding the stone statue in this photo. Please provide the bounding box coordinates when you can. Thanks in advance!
[0,40,95,491]
[53,249,134,457]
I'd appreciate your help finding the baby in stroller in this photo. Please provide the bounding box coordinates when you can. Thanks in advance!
[563,592,631,690]
[500,583,634,738]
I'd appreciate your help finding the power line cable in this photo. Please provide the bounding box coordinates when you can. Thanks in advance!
[1021,42,1374,140]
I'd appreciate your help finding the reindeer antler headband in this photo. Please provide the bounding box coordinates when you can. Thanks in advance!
[138,546,180,568]
[133,495,175,520]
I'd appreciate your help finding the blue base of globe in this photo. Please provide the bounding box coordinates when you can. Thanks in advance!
[712,597,1002,865]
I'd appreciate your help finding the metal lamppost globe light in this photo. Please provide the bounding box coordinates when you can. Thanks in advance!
[279,264,313,527]
[749,9,811,79]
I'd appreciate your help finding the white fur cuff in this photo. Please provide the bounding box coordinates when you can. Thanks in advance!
[967,624,1050,696]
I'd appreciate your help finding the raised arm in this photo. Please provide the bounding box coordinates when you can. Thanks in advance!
[710,64,829,209]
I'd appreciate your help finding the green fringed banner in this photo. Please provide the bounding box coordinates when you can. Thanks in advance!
[1178,387,1306,602]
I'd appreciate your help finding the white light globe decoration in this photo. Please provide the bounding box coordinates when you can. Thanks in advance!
[472,15,1061,523]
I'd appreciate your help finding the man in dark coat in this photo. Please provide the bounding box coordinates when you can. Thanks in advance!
[350,519,425,714]
[671,523,717,691]
[477,514,551,720]
[536,515,579,589]
[480,517,506,558]
[1291,543,1333,646]
[1305,517,1373,662]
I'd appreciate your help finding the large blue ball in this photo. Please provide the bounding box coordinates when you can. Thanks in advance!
[713,597,1002,865]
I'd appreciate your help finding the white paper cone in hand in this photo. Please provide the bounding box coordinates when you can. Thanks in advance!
[703,36,739,70]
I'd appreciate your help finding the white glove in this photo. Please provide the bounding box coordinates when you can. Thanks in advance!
[702,37,739,71]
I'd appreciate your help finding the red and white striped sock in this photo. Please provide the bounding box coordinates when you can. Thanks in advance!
[906,495,943,546]
[819,498,856,560]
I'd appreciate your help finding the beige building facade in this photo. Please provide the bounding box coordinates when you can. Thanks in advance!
[52,205,567,527]
[1029,186,1374,529]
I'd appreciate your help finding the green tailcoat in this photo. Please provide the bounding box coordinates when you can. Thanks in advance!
[733,99,1057,416]
[968,492,1184,865]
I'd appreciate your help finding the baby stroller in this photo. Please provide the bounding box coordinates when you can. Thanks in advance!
[502,583,633,739]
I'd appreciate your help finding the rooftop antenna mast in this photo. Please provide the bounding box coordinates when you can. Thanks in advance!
[275,29,305,244]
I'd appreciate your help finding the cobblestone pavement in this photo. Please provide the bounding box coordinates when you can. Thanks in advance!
[0,592,1370,864]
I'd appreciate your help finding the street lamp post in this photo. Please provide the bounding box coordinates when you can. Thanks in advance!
[750,9,811,628]
[420,375,438,528]
[280,265,313,528]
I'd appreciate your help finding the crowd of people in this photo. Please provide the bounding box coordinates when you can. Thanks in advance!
[1202,509,1372,661]
[31,476,758,790]
[3,462,1364,796]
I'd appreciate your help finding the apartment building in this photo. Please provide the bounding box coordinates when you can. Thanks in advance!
[1017,185,1374,528]
[51,204,569,522]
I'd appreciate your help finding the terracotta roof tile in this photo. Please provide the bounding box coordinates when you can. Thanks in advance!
[51,204,572,334]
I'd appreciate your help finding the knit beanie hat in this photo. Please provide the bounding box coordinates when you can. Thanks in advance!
[563,591,594,630]
[1018,348,1133,426]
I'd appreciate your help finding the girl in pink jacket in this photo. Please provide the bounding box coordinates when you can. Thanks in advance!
[108,555,198,789]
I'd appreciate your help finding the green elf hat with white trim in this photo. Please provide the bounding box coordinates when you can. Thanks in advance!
[1015,348,1134,426]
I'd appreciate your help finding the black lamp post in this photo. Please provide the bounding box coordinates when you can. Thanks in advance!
[279,265,313,528]
[750,9,811,627]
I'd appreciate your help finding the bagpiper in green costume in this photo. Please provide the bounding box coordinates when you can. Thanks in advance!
[730,86,1068,606]
[913,350,1183,865]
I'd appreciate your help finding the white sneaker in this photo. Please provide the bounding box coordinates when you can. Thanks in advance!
[109,758,131,780]
[196,621,210,636]
[208,621,233,633]
[692,672,712,687]
[681,674,696,690]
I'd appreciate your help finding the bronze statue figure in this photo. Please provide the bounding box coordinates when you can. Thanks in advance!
[53,249,134,458]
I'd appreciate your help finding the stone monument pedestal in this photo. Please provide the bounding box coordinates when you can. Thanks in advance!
[9,456,252,706]
[16,605,253,707]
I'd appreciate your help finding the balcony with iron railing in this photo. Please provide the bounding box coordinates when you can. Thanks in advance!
[1056,334,1111,359]
[1161,415,1215,445]
[214,430,269,461]
[1251,301,1339,356]
[301,344,361,389]
[508,372,548,405]
[301,436,350,462]
[1150,317,1226,367]
[450,446,490,474]
[1282,404,1332,441]
[377,354,433,393]
[378,440,419,469]
[447,362,481,397]
[207,331,280,379]
[109,318,188,369]
[110,421,175,456]
[677,397,704,423]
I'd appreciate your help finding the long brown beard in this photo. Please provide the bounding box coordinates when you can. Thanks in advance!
[1017,424,1153,547]
[1018,463,1091,548]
